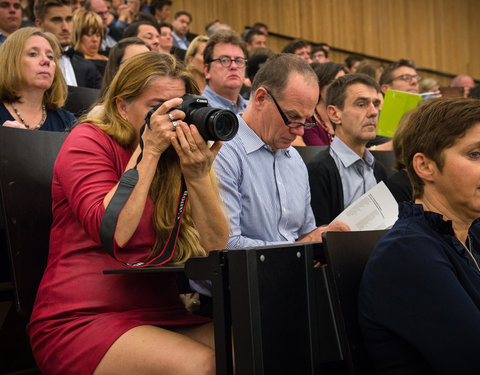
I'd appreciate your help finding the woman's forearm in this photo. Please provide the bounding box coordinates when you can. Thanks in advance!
[103,146,161,246]
[185,175,229,252]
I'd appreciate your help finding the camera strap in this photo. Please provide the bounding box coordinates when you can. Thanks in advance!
[99,110,188,267]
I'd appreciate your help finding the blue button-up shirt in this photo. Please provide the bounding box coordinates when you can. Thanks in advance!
[329,136,377,208]
[215,115,317,249]
[190,115,317,296]
[0,33,7,47]
[101,29,117,51]
[203,84,249,115]
[172,32,189,50]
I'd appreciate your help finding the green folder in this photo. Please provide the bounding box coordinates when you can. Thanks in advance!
[377,90,431,137]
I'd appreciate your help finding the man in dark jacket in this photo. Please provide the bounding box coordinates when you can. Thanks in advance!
[34,0,102,89]
[307,74,387,225]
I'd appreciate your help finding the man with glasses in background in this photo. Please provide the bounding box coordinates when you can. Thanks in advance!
[202,29,249,114]
[380,58,421,94]
[374,59,424,149]
[311,46,329,63]
[307,74,387,226]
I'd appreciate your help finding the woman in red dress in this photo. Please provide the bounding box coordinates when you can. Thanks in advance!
[28,52,229,375]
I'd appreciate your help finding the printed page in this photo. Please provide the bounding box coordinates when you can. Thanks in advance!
[332,181,398,231]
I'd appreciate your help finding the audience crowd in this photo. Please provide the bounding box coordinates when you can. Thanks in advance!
[1,0,480,374]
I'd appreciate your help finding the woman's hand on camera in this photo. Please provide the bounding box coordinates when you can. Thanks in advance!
[171,121,222,181]
[142,97,185,156]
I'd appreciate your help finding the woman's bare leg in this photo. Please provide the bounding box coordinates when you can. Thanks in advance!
[94,323,215,375]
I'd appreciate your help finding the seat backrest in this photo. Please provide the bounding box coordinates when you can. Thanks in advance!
[294,145,329,164]
[0,127,67,316]
[64,85,100,118]
[370,150,396,178]
[322,229,389,375]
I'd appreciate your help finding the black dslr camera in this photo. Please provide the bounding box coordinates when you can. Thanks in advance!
[146,94,239,142]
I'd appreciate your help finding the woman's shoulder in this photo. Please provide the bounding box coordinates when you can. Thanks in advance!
[67,122,113,144]
[0,102,13,122]
[68,123,130,152]
[44,108,76,131]
[56,123,126,165]
[55,107,76,124]
[370,204,453,266]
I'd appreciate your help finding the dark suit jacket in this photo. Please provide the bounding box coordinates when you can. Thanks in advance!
[108,25,124,41]
[68,50,102,89]
[171,46,186,63]
[307,148,387,226]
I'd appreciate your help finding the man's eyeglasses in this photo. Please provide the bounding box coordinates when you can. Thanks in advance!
[389,74,422,83]
[265,88,317,129]
[209,56,247,68]
[95,10,109,17]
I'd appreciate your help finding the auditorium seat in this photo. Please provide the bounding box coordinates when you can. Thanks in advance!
[64,85,100,119]
[322,229,389,374]
[370,150,396,178]
[294,145,328,164]
[0,127,67,317]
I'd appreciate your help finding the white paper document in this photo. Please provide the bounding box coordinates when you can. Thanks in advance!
[332,181,398,231]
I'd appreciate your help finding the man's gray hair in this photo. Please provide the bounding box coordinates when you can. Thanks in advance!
[251,53,317,100]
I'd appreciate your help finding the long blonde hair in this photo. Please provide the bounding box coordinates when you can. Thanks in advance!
[85,52,215,264]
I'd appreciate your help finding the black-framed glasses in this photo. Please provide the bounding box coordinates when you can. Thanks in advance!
[209,56,247,68]
[388,74,422,84]
[264,88,317,129]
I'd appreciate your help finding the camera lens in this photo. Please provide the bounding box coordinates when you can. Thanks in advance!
[207,110,238,141]
[188,107,238,141]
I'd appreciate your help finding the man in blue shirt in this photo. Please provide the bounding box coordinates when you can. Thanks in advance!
[191,54,348,307]
[214,53,348,249]
[202,29,249,115]
[307,74,387,226]
[171,10,191,50]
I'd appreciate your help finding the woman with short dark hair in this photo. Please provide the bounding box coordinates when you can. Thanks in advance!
[360,97,480,374]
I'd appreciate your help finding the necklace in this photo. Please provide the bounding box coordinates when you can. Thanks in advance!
[462,235,480,272]
[11,102,46,130]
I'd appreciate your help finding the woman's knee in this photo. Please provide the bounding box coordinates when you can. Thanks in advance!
[188,346,215,375]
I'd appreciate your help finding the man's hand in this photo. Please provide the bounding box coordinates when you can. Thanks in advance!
[297,220,350,243]
[324,221,351,232]
[117,4,132,23]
